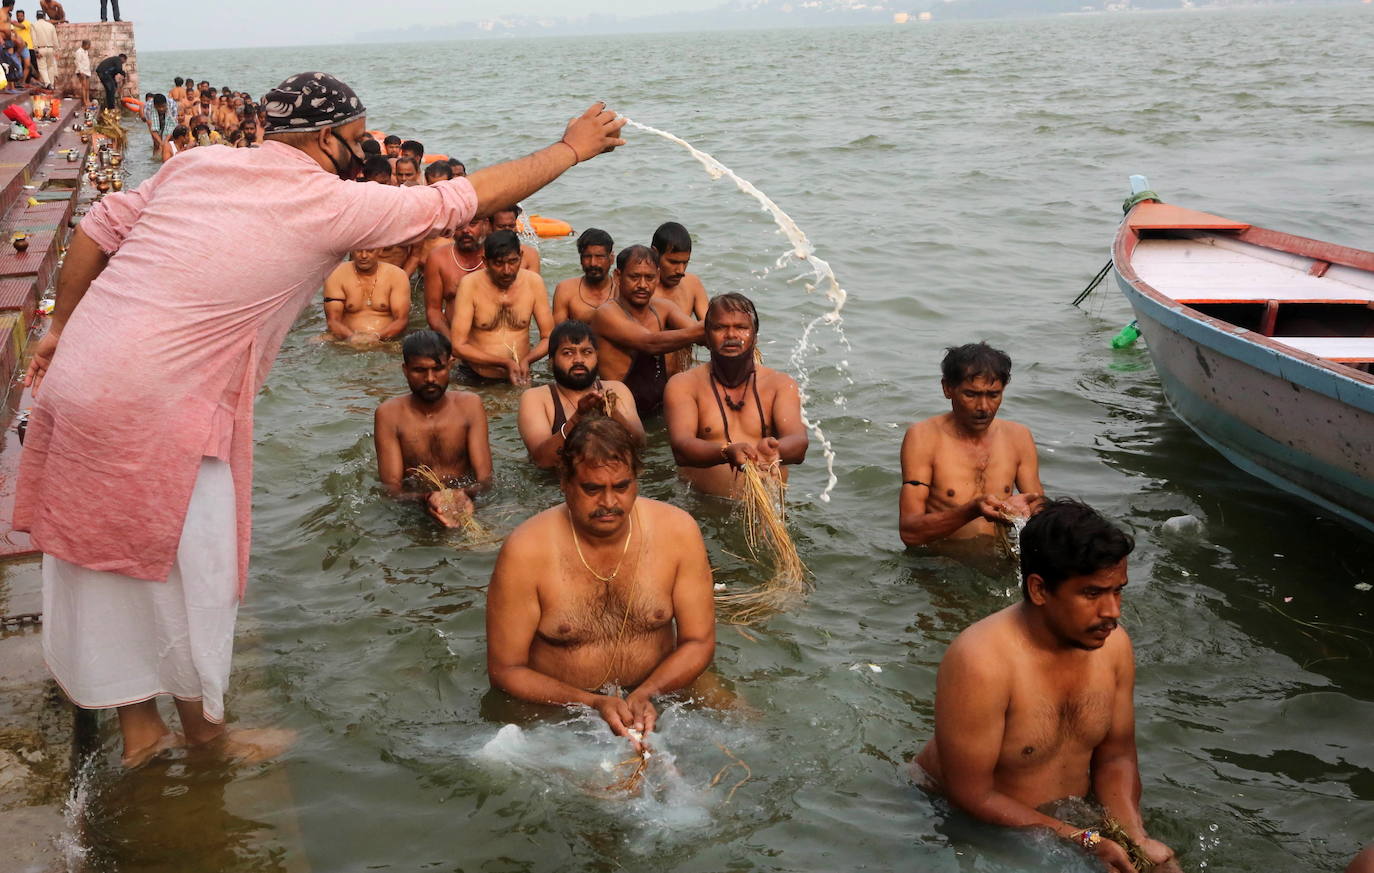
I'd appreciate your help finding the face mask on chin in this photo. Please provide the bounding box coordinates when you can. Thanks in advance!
[327,130,364,181]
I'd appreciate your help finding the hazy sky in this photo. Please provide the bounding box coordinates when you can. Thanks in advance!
[108,0,722,52]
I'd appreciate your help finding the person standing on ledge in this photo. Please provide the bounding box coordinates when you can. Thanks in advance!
[16,71,625,767]
[916,499,1180,873]
[100,0,120,22]
[898,342,1043,547]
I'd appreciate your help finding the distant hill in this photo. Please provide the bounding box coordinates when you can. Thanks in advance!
[356,0,1357,42]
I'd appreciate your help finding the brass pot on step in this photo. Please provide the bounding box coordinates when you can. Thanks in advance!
[111,177,124,191]
[11,233,29,253]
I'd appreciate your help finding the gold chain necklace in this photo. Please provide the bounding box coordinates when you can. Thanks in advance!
[569,507,634,583]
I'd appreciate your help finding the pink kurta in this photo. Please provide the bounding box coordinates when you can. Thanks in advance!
[15,141,478,594]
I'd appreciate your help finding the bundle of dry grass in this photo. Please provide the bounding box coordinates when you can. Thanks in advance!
[1099,818,1155,873]
[408,465,489,539]
[715,461,810,625]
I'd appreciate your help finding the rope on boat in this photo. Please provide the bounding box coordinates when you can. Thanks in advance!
[1122,189,1160,212]
[1072,259,1113,307]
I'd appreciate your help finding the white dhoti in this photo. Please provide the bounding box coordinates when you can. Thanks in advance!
[42,457,239,723]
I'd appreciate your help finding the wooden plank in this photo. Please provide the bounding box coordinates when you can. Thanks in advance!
[1128,202,1251,231]
[1275,336,1374,363]
[1238,226,1374,274]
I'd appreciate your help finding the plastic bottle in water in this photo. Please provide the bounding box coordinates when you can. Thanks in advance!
[1111,321,1140,349]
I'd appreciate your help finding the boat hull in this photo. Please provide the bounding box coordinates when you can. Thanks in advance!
[1116,273,1374,531]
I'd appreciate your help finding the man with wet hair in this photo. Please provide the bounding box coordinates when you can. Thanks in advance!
[18,67,625,765]
[517,320,643,468]
[447,157,466,177]
[651,221,708,322]
[916,499,1179,873]
[898,341,1043,546]
[322,248,410,343]
[486,416,715,750]
[393,155,420,186]
[424,160,453,183]
[400,139,424,161]
[361,154,393,185]
[424,214,491,337]
[450,229,552,385]
[382,134,401,158]
[361,138,381,156]
[592,245,703,417]
[490,203,541,274]
[664,293,807,496]
[553,227,616,325]
[375,330,492,527]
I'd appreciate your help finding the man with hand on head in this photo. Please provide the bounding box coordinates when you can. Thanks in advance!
[517,320,643,469]
[18,69,625,766]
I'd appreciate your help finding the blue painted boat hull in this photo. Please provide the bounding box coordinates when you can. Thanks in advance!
[1114,271,1374,532]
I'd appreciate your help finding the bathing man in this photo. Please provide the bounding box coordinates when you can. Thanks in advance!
[322,248,410,343]
[651,221,708,320]
[591,245,703,417]
[424,213,490,338]
[517,320,644,469]
[490,204,541,274]
[375,331,492,527]
[664,293,808,497]
[449,230,553,385]
[898,342,1043,546]
[916,499,1179,873]
[552,227,616,325]
[486,416,714,750]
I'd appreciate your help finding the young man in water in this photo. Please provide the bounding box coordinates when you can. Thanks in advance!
[916,499,1180,873]
[651,221,709,321]
[517,320,643,469]
[424,214,490,337]
[322,248,410,344]
[486,416,714,750]
[490,204,541,274]
[393,156,420,187]
[375,331,492,527]
[552,227,617,325]
[664,293,808,497]
[382,134,402,158]
[449,230,553,385]
[898,342,1043,546]
[591,245,703,417]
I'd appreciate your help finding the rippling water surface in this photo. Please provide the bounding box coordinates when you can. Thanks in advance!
[81,9,1374,871]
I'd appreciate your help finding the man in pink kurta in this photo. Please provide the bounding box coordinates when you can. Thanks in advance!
[17,72,626,765]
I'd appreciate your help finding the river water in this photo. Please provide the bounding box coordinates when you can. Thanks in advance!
[73,8,1374,871]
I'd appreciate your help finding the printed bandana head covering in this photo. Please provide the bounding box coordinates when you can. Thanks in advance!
[262,72,365,133]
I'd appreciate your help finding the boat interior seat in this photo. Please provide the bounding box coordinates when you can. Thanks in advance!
[1274,336,1374,363]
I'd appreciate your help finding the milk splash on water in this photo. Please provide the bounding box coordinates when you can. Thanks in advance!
[621,117,848,501]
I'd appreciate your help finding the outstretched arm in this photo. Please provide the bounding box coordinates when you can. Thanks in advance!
[593,302,702,356]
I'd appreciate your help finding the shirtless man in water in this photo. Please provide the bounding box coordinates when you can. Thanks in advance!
[486,416,714,748]
[665,293,808,496]
[916,499,1180,873]
[552,228,617,325]
[450,230,553,385]
[375,331,492,527]
[517,320,643,469]
[490,204,541,274]
[322,249,410,343]
[424,214,490,338]
[591,245,703,417]
[651,222,708,321]
[898,342,1043,546]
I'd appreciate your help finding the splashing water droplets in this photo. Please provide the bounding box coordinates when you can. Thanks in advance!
[622,116,848,501]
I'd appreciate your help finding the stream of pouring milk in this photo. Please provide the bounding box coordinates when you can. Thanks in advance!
[621,117,847,501]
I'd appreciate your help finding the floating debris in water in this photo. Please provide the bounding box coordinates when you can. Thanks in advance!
[1356,583,1371,592]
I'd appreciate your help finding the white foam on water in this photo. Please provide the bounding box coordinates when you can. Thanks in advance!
[622,117,848,501]
[57,753,98,871]
[474,705,750,850]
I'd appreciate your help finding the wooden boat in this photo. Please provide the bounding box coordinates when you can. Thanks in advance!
[1112,176,1374,531]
